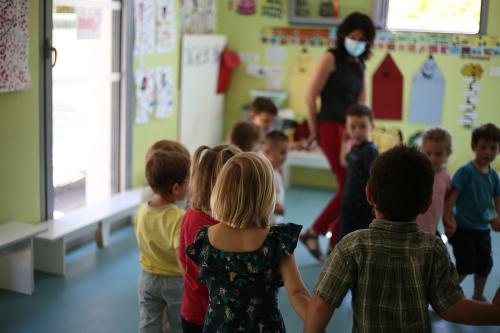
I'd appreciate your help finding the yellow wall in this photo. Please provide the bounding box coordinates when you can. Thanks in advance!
[0,0,41,224]
[218,1,500,189]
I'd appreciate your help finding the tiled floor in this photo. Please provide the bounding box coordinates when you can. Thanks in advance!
[0,187,499,332]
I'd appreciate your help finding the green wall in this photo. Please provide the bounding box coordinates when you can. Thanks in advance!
[218,1,500,189]
[0,0,41,224]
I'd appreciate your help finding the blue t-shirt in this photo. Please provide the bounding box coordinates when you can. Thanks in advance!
[452,161,500,230]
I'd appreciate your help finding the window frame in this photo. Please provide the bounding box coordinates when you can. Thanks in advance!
[372,0,489,35]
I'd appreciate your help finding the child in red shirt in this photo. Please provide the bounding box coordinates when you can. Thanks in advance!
[178,145,241,332]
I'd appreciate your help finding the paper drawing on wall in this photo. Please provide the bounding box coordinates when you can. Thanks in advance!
[135,69,155,124]
[181,0,217,34]
[459,63,483,128]
[372,53,403,120]
[134,0,155,55]
[372,127,403,154]
[155,66,174,119]
[408,56,445,125]
[295,0,310,16]
[261,0,283,19]
[0,0,31,93]
[156,0,176,53]
[288,49,314,116]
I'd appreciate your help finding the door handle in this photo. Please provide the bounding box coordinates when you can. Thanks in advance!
[44,38,57,67]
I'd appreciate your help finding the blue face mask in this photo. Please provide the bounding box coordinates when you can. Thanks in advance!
[344,37,367,57]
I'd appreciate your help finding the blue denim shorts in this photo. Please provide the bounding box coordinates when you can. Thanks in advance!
[138,270,183,333]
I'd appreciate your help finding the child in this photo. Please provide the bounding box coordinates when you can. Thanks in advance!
[229,121,263,152]
[417,128,452,235]
[444,123,500,301]
[187,153,310,332]
[178,145,241,333]
[262,130,289,225]
[338,103,378,242]
[135,150,190,333]
[305,146,500,333]
[141,140,190,204]
[249,97,278,133]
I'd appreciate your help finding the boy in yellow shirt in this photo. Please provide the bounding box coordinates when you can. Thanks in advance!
[135,149,190,333]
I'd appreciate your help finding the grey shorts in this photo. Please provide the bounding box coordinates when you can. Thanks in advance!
[138,270,184,333]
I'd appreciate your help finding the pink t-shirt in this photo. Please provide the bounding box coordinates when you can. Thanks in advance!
[416,169,451,235]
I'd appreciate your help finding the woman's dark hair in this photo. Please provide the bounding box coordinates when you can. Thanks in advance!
[336,12,376,61]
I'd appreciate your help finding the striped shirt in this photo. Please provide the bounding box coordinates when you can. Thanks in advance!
[315,219,464,333]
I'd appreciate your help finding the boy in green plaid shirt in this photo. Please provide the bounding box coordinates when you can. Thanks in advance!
[304,146,500,333]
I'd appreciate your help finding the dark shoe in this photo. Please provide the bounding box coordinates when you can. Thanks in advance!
[299,230,324,261]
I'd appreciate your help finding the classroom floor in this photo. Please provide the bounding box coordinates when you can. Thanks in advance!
[1,186,499,333]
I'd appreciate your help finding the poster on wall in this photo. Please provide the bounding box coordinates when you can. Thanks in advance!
[372,53,403,120]
[181,0,216,34]
[135,69,155,124]
[408,56,445,125]
[0,0,32,93]
[156,0,176,53]
[134,0,155,55]
[155,66,174,119]
[261,0,283,19]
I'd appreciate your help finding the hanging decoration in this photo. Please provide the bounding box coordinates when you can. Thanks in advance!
[237,0,256,15]
[0,0,31,93]
[134,0,155,55]
[459,63,483,128]
[288,48,314,117]
[372,53,403,120]
[408,56,446,125]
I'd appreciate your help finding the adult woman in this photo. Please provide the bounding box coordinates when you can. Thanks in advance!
[300,12,376,260]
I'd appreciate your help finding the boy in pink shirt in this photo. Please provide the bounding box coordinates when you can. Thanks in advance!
[417,128,452,235]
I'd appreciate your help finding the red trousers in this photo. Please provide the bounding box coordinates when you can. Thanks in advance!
[311,121,347,245]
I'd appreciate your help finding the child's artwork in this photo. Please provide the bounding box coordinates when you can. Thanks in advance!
[261,0,283,19]
[181,0,217,34]
[408,56,445,125]
[134,0,155,55]
[135,69,155,124]
[0,0,31,93]
[155,66,174,119]
[156,0,175,53]
[459,63,483,128]
[372,127,403,153]
[372,53,403,120]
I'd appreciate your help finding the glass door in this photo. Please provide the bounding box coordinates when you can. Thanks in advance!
[49,0,122,218]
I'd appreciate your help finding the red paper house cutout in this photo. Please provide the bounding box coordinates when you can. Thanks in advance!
[372,53,403,120]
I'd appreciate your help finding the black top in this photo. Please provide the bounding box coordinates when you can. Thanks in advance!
[318,49,365,124]
[340,141,379,239]
[186,223,302,333]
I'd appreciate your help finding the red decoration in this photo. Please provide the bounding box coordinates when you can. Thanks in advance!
[371,53,403,120]
[217,47,240,94]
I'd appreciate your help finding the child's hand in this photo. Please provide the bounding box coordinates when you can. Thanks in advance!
[275,202,285,215]
[443,215,457,238]
[490,217,500,232]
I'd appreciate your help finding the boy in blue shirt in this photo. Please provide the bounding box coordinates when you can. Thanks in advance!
[444,123,500,302]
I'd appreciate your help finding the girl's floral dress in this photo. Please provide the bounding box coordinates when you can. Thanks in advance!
[186,223,302,333]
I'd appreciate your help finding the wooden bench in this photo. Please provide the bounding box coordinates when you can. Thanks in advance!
[0,222,48,295]
[34,188,143,276]
[283,150,330,188]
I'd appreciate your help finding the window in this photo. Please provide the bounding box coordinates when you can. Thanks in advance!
[373,0,489,34]
[42,0,129,219]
